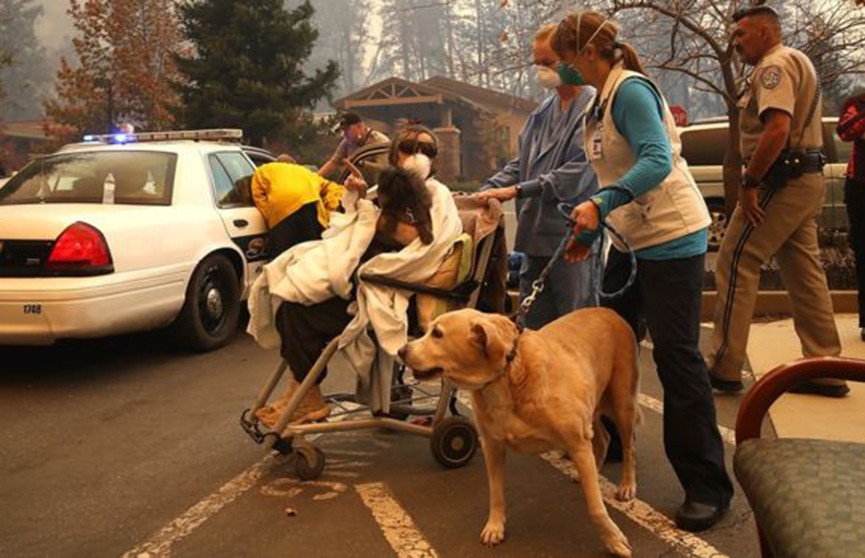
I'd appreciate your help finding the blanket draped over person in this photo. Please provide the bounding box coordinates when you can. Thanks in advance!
[248,180,462,412]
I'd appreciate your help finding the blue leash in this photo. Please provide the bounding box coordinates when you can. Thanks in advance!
[518,200,638,315]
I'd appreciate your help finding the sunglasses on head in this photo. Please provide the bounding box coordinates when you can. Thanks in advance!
[398,138,438,159]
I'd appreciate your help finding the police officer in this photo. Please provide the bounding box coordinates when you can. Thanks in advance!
[707,6,849,398]
[318,112,389,178]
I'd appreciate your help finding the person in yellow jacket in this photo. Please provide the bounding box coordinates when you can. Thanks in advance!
[251,155,345,257]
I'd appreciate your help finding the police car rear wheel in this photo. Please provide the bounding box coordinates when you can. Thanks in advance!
[172,254,240,352]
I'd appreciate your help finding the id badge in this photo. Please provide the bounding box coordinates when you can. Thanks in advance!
[589,125,604,161]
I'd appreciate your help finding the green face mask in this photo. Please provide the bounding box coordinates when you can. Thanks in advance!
[557,63,587,86]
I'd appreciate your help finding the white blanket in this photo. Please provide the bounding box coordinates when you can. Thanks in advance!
[247,179,461,412]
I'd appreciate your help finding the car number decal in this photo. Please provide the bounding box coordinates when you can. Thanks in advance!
[23,304,42,315]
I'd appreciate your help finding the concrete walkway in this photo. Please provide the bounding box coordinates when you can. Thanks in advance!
[745,313,865,443]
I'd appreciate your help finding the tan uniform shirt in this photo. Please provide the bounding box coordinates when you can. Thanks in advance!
[738,44,823,159]
[329,128,390,166]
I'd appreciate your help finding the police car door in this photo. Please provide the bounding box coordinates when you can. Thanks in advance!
[207,151,268,291]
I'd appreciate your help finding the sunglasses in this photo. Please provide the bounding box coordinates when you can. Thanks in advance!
[397,139,438,159]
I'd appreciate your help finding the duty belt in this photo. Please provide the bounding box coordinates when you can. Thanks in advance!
[744,149,826,174]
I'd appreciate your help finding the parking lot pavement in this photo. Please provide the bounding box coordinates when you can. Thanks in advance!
[0,327,760,558]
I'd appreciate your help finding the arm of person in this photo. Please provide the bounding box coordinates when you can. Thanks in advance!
[518,118,596,204]
[318,140,348,178]
[837,100,865,142]
[317,176,346,211]
[743,109,791,184]
[589,79,673,221]
[250,171,271,224]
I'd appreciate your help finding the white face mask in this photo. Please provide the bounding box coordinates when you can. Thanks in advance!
[535,66,562,89]
[400,153,432,180]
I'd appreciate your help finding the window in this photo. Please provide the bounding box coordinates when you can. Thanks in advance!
[679,126,730,167]
[0,151,176,206]
[209,151,255,207]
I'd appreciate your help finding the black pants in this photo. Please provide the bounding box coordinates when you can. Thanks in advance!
[845,179,865,327]
[267,202,324,258]
[275,297,352,384]
[603,249,734,507]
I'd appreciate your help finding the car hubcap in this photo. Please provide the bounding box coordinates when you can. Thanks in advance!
[708,209,727,249]
[205,287,224,320]
[199,267,228,335]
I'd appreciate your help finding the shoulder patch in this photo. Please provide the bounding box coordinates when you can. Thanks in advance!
[760,65,782,90]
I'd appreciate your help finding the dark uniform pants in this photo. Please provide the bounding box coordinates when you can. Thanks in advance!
[603,249,734,507]
[708,174,843,385]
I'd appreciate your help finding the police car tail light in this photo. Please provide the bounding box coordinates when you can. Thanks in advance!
[47,222,114,275]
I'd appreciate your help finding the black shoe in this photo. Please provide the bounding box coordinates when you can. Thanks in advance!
[675,500,728,532]
[788,380,850,398]
[708,371,743,394]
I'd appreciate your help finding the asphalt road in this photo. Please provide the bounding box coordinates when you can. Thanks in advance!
[0,325,762,558]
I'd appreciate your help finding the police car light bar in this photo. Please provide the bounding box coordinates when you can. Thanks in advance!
[81,129,244,144]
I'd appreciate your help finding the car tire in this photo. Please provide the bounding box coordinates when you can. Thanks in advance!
[172,253,241,352]
[706,198,728,252]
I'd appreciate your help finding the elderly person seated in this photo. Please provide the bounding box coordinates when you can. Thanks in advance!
[248,125,462,426]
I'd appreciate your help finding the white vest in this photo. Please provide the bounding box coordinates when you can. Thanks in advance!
[585,65,710,251]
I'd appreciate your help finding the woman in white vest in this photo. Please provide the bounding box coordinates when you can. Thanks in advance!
[551,11,733,533]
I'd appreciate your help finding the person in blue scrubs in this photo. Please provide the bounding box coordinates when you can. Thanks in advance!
[477,23,599,330]
[552,11,734,533]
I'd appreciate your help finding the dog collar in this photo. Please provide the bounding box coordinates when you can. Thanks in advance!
[505,323,524,365]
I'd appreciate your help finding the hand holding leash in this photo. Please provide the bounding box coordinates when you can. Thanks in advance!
[564,201,601,262]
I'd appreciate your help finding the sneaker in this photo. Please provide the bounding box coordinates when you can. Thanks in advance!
[788,380,850,398]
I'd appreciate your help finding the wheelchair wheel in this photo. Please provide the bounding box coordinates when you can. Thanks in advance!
[430,416,479,469]
[295,446,326,481]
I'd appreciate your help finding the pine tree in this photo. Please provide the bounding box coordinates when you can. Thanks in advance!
[0,0,51,121]
[175,0,338,147]
[44,0,183,140]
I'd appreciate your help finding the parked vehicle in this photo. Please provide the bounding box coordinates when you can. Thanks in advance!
[679,116,849,250]
[0,129,277,351]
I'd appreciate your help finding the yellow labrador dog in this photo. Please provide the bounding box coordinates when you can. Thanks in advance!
[399,307,639,557]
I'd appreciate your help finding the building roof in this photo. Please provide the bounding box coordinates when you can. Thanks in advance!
[334,76,537,115]
[422,76,537,113]
[0,120,50,141]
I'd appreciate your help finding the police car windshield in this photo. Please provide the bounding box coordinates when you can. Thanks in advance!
[0,151,177,206]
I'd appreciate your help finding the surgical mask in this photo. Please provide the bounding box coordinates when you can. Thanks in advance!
[557,13,612,87]
[400,153,432,180]
[536,66,562,89]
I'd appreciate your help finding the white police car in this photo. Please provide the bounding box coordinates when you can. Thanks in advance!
[0,129,273,351]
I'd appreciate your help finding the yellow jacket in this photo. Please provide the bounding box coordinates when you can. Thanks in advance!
[251,162,345,229]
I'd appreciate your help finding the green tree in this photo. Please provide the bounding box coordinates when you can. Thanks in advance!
[175,0,338,147]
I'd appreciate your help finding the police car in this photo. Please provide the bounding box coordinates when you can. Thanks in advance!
[0,129,274,351]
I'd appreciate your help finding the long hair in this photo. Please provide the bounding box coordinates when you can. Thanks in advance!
[551,11,647,76]
[377,165,434,245]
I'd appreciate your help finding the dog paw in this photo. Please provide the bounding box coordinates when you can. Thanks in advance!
[480,522,505,546]
[601,527,632,557]
[616,481,637,501]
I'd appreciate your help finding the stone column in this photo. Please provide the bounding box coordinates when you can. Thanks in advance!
[433,125,461,182]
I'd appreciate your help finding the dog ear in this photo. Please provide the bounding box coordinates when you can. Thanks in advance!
[469,319,508,363]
